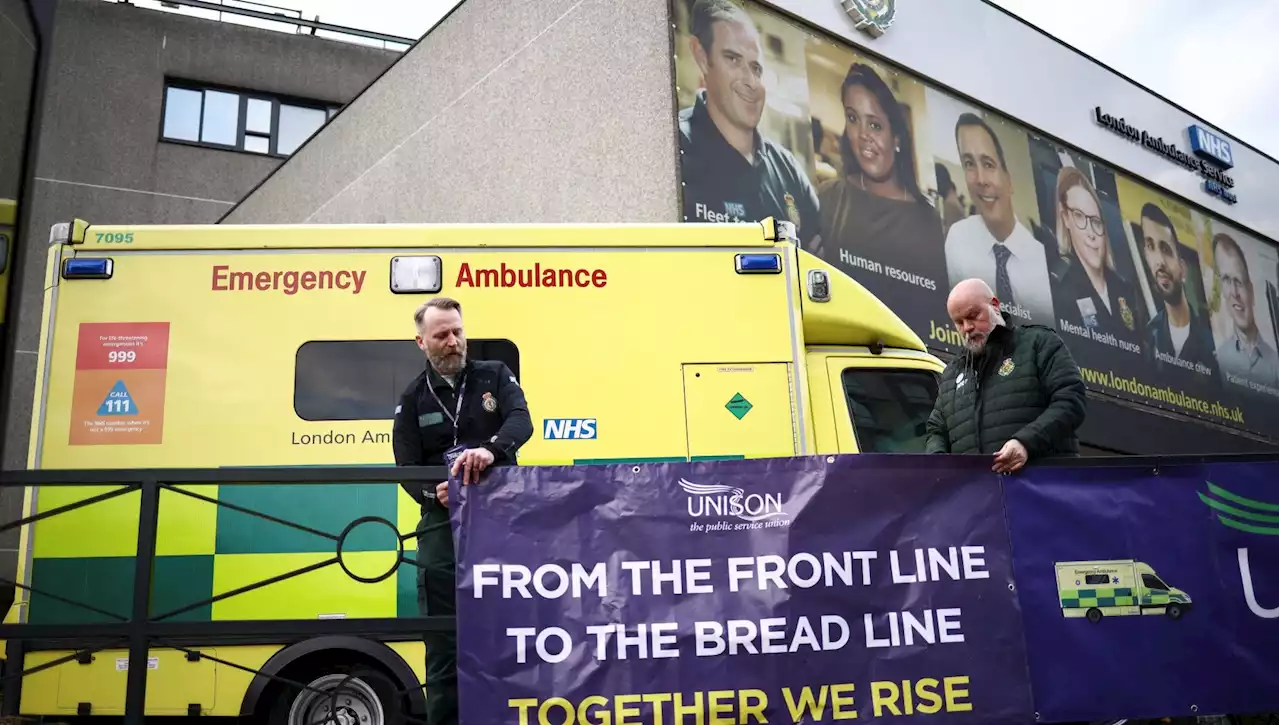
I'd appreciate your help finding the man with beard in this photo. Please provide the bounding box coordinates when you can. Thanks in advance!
[1138,204,1218,377]
[392,296,532,725]
[678,0,821,250]
[925,278,1086,472]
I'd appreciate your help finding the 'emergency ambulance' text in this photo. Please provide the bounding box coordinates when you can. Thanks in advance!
[456,262,607,288]
[211,265,367,295]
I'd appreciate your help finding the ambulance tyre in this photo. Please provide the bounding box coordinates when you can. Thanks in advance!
[266,665,402,725]
[1166,603,1184,620]
[1086,607,1102,623]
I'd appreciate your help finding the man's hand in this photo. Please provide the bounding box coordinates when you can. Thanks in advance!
[451,447,495,486]
[992,439,1028,473]
[435,481,450,508]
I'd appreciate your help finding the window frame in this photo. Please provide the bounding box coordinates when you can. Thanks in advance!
[241,95,277,155]
[1141,573,1169,593]
[158,78,341,159]
[292,338,522,423]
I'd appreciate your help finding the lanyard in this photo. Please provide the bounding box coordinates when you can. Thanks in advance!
[426,375,467,446]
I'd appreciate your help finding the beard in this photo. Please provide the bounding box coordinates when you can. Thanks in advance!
[963,333,987,354]
[428,345,467,375]
[1158,278,1185,306]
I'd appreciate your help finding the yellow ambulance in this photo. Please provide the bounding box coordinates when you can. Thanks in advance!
[8,216,943,720]
[1055,559,1193,623]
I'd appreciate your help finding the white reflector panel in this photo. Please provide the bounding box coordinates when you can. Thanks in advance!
[390,256,443,294]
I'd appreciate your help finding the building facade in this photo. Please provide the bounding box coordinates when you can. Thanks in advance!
[219,0,1280,458]
[0,0,400,598]
[0,0,1273,720]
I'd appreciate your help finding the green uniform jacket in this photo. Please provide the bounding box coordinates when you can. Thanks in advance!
[925,313,1087,457]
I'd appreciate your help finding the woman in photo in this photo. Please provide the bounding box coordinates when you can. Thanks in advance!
[1050,165,1141,347]
[816,62,946,292]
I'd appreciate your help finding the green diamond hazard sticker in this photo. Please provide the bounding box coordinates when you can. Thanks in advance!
[725,393,753,420]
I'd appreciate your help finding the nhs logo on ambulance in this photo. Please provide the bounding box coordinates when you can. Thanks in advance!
[1188,125,1234,169]
[543,418,597,440]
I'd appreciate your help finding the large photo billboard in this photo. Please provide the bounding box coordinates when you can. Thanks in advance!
[671,0,1279,439]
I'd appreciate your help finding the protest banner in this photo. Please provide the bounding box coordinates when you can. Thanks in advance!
[1006,456,1279,722]
[453,455,1034,725]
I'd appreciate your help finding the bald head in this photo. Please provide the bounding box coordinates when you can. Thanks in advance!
[948,279,996,310]
[947,278,1002,353]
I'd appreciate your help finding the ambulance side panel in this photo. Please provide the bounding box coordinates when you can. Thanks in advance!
[682,363,797,460]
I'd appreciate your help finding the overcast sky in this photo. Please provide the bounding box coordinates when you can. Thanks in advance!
[989,0,1280,158]
[140,0,1279,158]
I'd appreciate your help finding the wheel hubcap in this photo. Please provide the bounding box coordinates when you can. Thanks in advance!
[288,674,384,725]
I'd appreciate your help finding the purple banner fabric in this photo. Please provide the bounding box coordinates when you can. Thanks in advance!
[1006,458,1280,722]
[453,454,1033,724]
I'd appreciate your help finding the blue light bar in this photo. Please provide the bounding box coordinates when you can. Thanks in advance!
[62,258,113,280]
[735,253,781,274]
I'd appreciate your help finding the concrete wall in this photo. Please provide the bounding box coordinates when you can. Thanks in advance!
[220,0,679,225]
[0,0,398,583]
[0,0,37,201]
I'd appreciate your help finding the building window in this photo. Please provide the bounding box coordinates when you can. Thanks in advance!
[841,368,939,453]
[160,81,340,157]
[278,104,329,155]
[293,340,522,422]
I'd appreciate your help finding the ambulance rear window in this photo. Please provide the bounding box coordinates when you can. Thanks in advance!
[294,339,520,421]
[1084,574,1110,585]
[841,368,939,453]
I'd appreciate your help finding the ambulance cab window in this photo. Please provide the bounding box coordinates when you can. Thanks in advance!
[841,368,939,453]
[294,339,520,421]
[1141,573,1168,592]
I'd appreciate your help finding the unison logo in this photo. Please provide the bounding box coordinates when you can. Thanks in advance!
[1198,481,1277,619]
[679,478,788,522]
[1198,481,1276,536]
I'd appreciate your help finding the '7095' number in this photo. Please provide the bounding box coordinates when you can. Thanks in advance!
[95,232,134,244]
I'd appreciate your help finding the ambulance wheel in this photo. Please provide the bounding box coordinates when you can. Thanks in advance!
[1166,603,1184,620]
[266,666,402,725]
[1085,607,1102,623]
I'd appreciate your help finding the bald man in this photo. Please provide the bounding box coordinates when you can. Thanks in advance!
[925,278,1087,472]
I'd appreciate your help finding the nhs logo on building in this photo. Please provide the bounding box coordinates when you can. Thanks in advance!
[1188,125,1234,169]
[543,418,597,440]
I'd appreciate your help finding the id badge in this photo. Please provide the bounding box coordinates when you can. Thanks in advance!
[425,444,467,502]
[443,444,467,480]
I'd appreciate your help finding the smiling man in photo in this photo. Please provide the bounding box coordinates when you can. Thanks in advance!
[677,0,820,249]
[943,113,1055,329]
[1212,232,1278,389]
